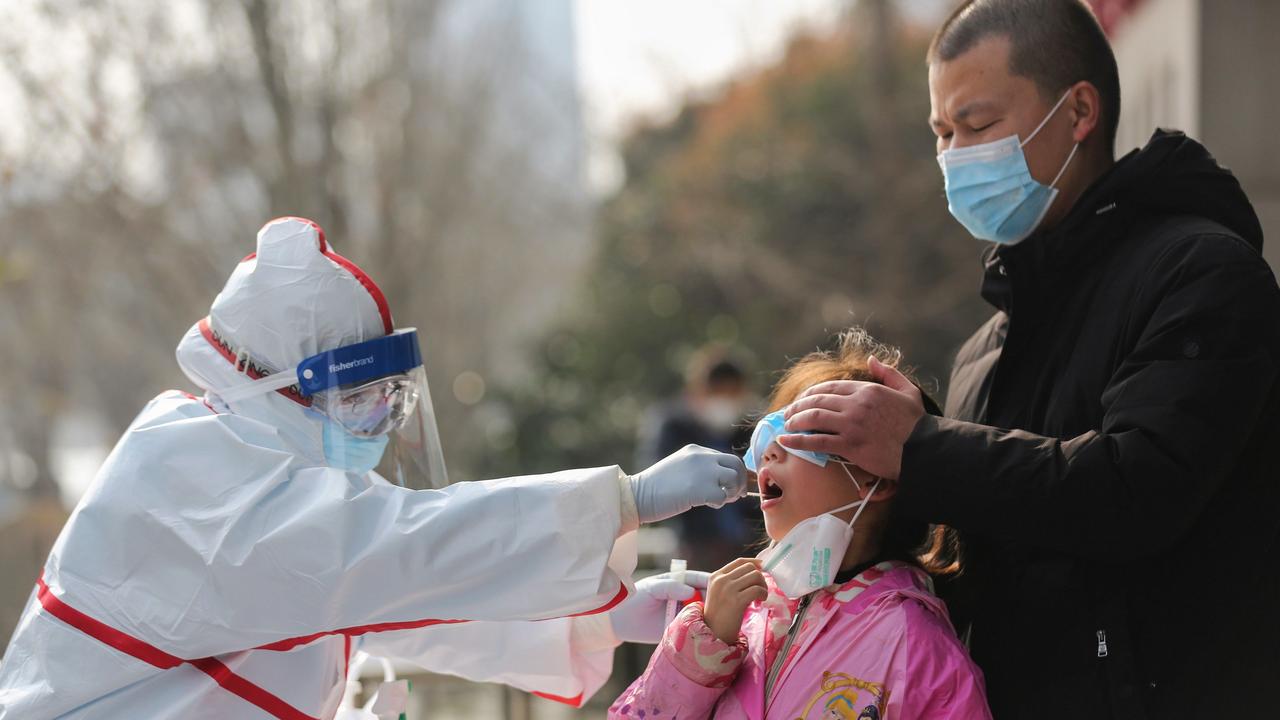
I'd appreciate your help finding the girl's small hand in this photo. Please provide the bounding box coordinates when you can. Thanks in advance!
[704,557,767,645]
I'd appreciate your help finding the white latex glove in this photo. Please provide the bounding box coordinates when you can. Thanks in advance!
[610,570,713,644]
[629,444,749,524]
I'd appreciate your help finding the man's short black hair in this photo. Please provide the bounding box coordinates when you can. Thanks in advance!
[929,0,1121,155]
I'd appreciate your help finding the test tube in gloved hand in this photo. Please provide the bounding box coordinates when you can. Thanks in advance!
[664,558,687,628]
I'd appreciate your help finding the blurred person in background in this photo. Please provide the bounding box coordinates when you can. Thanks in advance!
[637,346,758,573]
[0,217,749,719]
[782,1,1280,718]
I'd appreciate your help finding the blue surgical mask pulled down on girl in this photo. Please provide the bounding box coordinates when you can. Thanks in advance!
[744,409,833,472]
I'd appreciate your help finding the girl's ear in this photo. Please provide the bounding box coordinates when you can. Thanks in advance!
[863,476,898,502]
[842,463,895,501]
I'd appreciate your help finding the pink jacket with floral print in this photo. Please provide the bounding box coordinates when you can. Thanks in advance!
[609,561,992,720]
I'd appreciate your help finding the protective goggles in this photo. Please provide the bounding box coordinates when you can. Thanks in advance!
[216,328,449,489]
[310,374,418,438]
[291,329,425,438]
[744,409,833,472]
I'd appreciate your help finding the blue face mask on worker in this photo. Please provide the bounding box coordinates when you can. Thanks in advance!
[322,422,390,473]
[312,372,416,472]
[936,88,1078,245]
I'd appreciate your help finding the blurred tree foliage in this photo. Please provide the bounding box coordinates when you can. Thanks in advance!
[0,0,590,491]
[475,10,992,480]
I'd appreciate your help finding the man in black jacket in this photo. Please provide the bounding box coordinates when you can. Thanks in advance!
[780,1,1280,717]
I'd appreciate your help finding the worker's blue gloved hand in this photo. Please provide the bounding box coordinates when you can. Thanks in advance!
[629,445,749,524]
[610,570,713,644]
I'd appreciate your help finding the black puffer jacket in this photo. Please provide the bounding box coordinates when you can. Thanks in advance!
[897,130,1280,719]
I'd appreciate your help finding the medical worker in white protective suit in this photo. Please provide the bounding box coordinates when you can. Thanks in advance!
[0,217,748,719]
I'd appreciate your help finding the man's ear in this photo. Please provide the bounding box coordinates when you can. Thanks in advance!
[1068,80,1103,145]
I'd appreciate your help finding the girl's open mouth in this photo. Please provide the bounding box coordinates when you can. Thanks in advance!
[758,470,784,509]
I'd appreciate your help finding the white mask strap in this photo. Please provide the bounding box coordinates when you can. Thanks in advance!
[1049,143,1080,189]
[1020,88,1074,148]
[838,461,863,494]
[217,369,299,403]
[845,478,881,528]
[824,476,882,528]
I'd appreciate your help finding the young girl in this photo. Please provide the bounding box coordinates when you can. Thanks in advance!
[609,329,991,719]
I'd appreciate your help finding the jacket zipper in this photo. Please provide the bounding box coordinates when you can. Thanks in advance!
[1097,629,1109,658]
[764,595,813,702]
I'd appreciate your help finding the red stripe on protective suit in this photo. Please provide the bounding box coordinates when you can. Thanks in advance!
[188,657,317,720]
[36,574,318,720]
[197,317,312,408]
[525,583,629,707]
[242,217,394,335]
[256,617,470,652]
[259,581,630,652]
[36,575,627,715]
[178,390,218,414]
[533,690,586,707]
[568,582,629,617]
[321,249,393,335]
[36,575,183,670]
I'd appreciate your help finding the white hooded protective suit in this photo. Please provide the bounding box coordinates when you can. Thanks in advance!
[0,218,636,719]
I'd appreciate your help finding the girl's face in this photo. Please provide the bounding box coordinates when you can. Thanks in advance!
[756,440,878,541]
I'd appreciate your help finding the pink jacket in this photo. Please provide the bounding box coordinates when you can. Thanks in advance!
[609,561,992,719]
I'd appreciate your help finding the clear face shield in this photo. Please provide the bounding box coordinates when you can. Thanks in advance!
[217,329,449,489]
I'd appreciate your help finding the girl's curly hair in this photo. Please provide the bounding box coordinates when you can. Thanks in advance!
[763,327,960,576]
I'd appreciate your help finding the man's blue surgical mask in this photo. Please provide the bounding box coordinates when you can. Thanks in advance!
[323,421,390,473]
[937,89,1078,245]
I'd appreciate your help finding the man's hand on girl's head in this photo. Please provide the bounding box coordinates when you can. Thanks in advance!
[779,357,925,481]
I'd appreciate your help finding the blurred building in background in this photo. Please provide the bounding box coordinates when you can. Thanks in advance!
[423,0,593,389]
[1090,0,1280,269]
